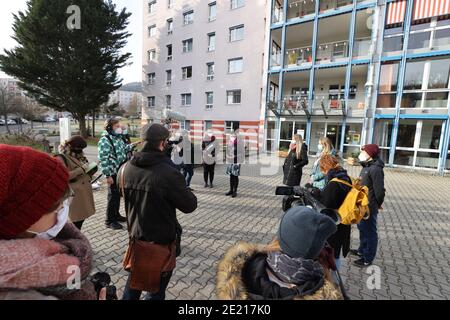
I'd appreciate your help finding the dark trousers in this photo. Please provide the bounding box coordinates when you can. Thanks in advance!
[122,271,173,301]
[73,220,85,230]
[106,175,121,224]
[357,210,378,263]
[230,175,239,192]
[182,164,194,186]
[203,164,215,184]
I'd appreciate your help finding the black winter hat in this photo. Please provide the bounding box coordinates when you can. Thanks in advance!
[142,123,170,142]
[278,206,337,259]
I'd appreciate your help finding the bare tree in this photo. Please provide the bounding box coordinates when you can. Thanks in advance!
[0,83,17,134]
[14,96,47,130]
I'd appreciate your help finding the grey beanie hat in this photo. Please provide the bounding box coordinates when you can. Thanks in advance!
[141,123,170,141]
[278,206,337,259]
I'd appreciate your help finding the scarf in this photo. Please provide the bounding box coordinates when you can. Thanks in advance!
[0,223,96,300]
[266,252,325,296]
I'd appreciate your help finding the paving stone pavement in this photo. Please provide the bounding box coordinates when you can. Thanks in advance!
[82,154,450,300]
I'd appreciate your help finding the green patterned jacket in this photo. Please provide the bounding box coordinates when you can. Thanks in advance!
[98,131,133,177]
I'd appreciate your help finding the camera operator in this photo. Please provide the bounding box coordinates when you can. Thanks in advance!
[118,124,197,300]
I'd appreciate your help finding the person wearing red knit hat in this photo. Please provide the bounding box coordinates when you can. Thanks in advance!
[350,144,386,268]
[0,144,97,300]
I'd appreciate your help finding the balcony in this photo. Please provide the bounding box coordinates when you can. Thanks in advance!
[272,4,284,24]
[267,96,311,117]
[353,37,372,59]
[312,94,346,116]
[287,0,316,22]
[316,40,349,64]
[319,0,353,15]
[285,46,313,68]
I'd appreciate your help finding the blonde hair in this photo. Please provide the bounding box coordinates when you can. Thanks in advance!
[319,137,334,155]
[293,134,304,160]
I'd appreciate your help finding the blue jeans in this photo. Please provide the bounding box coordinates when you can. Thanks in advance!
[122,271,173,300]
[182,164,194,187]
[357,210,378,263]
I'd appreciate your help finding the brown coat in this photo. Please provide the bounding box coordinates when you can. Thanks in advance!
[216,242,343,300]
[57,154,95,222]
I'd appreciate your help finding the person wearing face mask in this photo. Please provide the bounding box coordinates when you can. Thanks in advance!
[98,118,135,230]
[56,136,96,231]
[282,134,309,187]
[225,131,244,198]
[0,145,97,300]
[350,144,385,267]
[308,137,337,191]
[118,124,197,300]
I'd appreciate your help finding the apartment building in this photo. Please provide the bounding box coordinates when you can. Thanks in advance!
[142,0,270,148]
[266,0,450,174]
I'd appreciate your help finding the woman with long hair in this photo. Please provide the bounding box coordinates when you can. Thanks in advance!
[309,137,337,190]
[282,134,309,186]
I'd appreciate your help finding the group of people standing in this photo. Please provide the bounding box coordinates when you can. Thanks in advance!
[282,135,386,269]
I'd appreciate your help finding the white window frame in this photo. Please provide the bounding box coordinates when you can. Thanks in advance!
[148,73,156,85]
[206,92,214,110]
[148,49,157,62]
[147,96,156,108]
[148,1,157,14]
[228,57,243,74]
[182,66,192,80]
[229,25,244,42]
[227,90,242,105]
[166,70,172,86]
[231,0,245,10]
[166,44,173,60]
[183,10,194,25]
[209,2,217,22]
[148,24,157,37]
[207,62,215,80]
[208,33,216,52]
[181,93,192,107]
[166,95,172,109]
[167,19,173,35]
[167,0,174,9]
[182,38,193,53]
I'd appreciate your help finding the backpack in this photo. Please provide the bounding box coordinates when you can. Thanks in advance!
[330,178,370,225]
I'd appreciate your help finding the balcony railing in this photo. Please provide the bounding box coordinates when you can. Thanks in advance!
[353,37,372,59]
[312,94,346,116]
[287,0,316,21]
[285,46,313,67]
[319,0,353,14]
[316,40,349,64]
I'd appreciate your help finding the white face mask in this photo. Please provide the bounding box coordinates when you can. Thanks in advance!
[114,128,123,135]
[317,144,324,152]
[358,153,370,162]
[29,200,70,240]
[291,140,296,145]
[122,129,128,135]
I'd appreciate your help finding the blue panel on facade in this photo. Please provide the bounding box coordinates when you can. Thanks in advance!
[380,55,402,62]
[285,16,315,27]
[315,61,349,69]
[375,114,396,119]
[406,50,450,60]
[399,114,449,120]
[318,7,353,19]
[351,59,371,65]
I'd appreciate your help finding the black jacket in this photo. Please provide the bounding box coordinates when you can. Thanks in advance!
[359,157,385,213]
[317,169,352,259]
[283,144,309,186]
[118,150,197,244]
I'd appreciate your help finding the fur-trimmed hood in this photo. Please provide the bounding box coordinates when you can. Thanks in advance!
[216,242,343,300]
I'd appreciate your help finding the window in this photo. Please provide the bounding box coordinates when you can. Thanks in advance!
[205,121,213,130]
[147,96,156,108]
[229,25,244,42]
[208,33,216,52]
[228,58,243,73]
[183,10,194,25]
[209,2,217,21]
[167,44,173,60]
[428,58,450,89]
[226,121,240,132]
[147,73,156,85]
[181,93,192,106]
[166,95,172,109]
[207,62,215,80]
[206,92,214,109]
[167,19,173,34]
[404,60,426,90]
[167,0,174,8]
[166,70,172,86]
[227,90,241,104]
[148,25,156,37]
[182,66,192,80]
[377,61,400,108]
[182,38,193,53]
[231,0,245,10]
[148,1,156,14]
[148,49,157,62]
[181,120,191,131]
[271,41,281,67]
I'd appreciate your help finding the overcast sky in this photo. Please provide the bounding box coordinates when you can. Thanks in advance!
[0,0,143,84]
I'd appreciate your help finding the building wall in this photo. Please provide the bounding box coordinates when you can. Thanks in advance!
[142,0,270,149]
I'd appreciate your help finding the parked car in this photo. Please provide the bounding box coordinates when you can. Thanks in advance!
[0,119,5,126]
[7,119,17,125]
[20,118,30,124]
[44,116,56,122]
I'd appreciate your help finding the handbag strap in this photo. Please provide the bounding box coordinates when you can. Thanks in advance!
[330,178,353,188]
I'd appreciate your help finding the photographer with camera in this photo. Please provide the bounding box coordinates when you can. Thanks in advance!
[216,206,342,300]
[118,124,197,300]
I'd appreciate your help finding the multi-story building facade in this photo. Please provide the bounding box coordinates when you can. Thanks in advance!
[265,0,450,174]
[109,89,143,112]
[142,0,270,148]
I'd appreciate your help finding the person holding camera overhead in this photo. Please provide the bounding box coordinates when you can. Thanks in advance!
[56,136,96,231]
[98,118,136,230]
